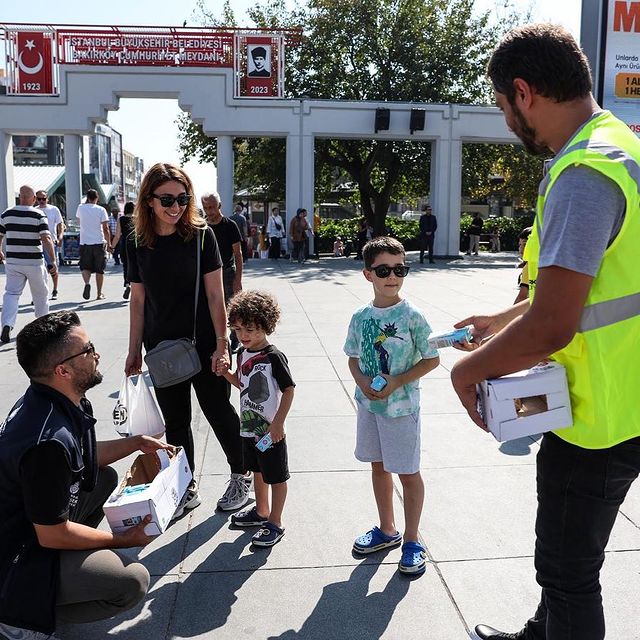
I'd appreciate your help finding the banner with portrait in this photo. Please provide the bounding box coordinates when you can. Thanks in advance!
[240,36,279,98]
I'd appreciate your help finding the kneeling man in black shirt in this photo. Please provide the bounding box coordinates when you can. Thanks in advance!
[0,311,171,639]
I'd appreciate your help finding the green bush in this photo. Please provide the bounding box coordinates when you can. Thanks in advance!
[316,213,535,253]
[316,218,420,252]
[460,213,534,251]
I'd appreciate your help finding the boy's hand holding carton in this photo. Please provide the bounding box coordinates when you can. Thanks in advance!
[368,373,400,400]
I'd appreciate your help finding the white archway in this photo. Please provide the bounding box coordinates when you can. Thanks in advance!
[0,60,516,255]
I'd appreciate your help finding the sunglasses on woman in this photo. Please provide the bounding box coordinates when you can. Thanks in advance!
[152,193,191,207]
[368,264,410,278]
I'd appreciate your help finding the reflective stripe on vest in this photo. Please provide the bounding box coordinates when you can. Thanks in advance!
[579,291,640,332]
[528,110,640,449]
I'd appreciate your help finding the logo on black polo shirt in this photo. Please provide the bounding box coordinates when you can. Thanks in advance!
[69,480,81,509]
[113,401,128,426]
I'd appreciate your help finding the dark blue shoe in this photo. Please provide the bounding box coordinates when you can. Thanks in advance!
[353,526,402,555]
[398,541,427,575]
[252,521,285,546]
[231,506,268,527]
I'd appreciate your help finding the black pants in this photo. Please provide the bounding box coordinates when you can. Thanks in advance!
[153,365,243,476]
[111,243,121,265]
[523,432,640,640]
[119,238,128,285]
[292,240,304,263]
[419,233,434,262]
[268,236,281,259]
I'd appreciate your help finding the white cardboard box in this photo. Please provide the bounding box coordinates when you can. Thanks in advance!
[477,362,573,442]
[103,447,192,536]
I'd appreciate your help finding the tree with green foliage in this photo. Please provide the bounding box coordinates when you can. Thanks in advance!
[178,0,530,231]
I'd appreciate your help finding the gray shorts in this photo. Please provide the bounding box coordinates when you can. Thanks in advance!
[355,403,421,475]
[79,243,107,273]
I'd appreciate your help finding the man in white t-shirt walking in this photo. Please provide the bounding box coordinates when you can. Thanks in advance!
[36,190,64,299]
[75,189,110,300]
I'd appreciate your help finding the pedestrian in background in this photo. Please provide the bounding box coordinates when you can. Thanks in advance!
[289,208,310,264]
[418,205,437,264]
[267,207,285,259]
[108,208,121,266]
[230,203,249,262]
[466,213,483,256]
[110,201,135,300]
[75,189,110,300]
[0,185,57,344]
[202,191,243,352]
[36,189,64,298]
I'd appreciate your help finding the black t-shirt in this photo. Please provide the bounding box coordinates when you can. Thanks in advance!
[469,217,484,236]
[126,226,222,356]
[20,443,73,525]
[209,218,241,270]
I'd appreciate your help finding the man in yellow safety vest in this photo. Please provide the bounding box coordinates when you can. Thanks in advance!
[451,24,640,640]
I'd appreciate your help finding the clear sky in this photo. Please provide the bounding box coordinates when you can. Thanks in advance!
[2,0,583,188]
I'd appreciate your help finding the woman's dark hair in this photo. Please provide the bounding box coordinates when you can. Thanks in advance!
[134,163,205,247]
[124,201,135,215]
[488,23,592,104]
[16,311,81,380]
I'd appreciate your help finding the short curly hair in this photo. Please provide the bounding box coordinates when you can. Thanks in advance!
[227,290,281,335]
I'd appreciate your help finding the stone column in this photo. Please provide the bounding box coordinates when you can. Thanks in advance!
[216,136,234,216]
[285,133,301,250]
[64,134,82,219]
[0,133,14,212]
[430,137,462,257]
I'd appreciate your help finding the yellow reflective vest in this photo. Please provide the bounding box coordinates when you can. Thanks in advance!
[525,111,640,449]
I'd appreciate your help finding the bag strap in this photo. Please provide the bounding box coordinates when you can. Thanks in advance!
[192,230,201,344]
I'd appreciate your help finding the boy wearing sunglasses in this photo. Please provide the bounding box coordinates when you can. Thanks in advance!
[344,236,440,575]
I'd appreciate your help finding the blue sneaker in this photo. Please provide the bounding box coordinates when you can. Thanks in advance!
[252,521,285,546]
[231,506,268,527]
[353,526,402,555]
[398,541,427,575]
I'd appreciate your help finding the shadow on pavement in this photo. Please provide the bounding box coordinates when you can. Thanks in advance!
[267,561,410,640]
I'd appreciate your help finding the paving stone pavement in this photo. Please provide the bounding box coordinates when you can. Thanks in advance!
[1,252,638,640]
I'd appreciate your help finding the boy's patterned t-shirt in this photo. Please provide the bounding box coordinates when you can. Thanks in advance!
[343,299,438,417]
[237,344,295,437]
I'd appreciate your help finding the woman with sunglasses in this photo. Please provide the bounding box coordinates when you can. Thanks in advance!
[125,163,250,518]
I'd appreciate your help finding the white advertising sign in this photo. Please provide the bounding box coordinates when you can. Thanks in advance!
[602,0,640,134]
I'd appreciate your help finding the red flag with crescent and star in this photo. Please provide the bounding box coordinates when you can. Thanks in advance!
[15,31,54,95]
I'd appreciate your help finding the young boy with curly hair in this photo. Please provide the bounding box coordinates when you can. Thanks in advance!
[344,236,440,575]
[220,290,295,546]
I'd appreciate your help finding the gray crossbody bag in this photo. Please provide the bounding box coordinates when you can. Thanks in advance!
[144,231,203,388]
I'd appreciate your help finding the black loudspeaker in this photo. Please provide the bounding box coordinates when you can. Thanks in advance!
[409,108,426,134]
[375,108,390,133]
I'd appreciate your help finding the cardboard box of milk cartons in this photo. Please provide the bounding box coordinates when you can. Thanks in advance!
[477,362,573,442]
[103,447,192,536]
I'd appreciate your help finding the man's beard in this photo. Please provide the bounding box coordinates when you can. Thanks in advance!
[511,101,550,156]
[74,369,103,395]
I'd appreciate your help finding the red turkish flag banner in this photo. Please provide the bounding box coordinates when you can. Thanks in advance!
[15,31,54,95]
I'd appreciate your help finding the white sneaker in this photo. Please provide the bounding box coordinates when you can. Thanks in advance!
[171,482,202,520]
[217,473,251,511]
[0,622,55,639]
